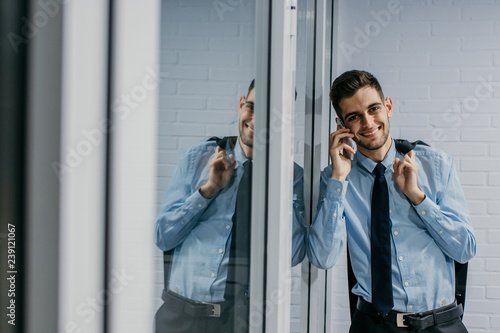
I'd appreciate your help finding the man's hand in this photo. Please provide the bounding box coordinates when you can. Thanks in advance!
[393,150,425,205]
[329,126,355,181]
[199,146,236,199]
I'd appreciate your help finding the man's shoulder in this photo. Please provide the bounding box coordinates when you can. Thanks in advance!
[412,143,451,162]
[182,140,218,157]
[410,143,456,178]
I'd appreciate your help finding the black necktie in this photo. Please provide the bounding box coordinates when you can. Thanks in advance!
[371,163,393,317]
[225,160,252,302]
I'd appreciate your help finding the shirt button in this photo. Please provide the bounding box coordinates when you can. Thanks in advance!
[198,203,203,208]
[206,295,210,299]
[211,273,215,277]
[181,221,185,225]
[421,210,426,215]
[219,249,223,253]
[336,188,341,192]
[398,256,403,261]
[439,230,443,234]
[389,209,392,214]
[333,213,337,217]
[404,282,409,287]
[393,231,398,236]
[226,225,231,229]
[409,305,413,310]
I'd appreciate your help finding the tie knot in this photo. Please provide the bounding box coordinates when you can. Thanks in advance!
[373,163,386,177]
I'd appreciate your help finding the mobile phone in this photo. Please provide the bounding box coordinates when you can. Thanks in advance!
[336,118,356,159]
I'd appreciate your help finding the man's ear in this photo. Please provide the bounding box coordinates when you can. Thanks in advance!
[238,95,246,114]
[385,96,393,118]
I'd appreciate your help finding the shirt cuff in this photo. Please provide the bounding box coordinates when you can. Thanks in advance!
[325,178,348,201]
[413,195,437,221]
[184,188,213,215]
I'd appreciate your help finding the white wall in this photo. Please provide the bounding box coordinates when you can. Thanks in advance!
[331,0,500,332]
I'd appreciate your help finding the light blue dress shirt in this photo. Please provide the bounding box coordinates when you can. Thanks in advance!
[156,138,307,302]
[307,140,476,312]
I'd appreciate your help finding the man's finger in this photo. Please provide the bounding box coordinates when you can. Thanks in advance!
[393,158,400,174]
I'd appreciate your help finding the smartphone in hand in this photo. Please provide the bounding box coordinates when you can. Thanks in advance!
[336,118,356,160]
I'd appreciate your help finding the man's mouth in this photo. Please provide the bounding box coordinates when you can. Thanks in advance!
[360,127,379,138]
[246,124,254,134]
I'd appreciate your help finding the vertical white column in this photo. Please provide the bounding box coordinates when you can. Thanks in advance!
[108,1,160,332]
[58,1,109,332]
[266,1,297,332]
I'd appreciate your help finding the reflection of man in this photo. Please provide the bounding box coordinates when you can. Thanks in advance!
[155,80,306,333]
[307,70,476,333]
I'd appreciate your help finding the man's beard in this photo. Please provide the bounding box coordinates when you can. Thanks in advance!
[353,127,389,151]
[240,135,253,148]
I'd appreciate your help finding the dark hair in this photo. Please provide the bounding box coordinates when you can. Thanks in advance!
[247,79,297,100]
[329,70,384,123]
[247,79,255,98]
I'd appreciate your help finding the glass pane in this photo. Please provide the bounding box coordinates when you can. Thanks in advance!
[290,0,308,331]
[154,1,258,331]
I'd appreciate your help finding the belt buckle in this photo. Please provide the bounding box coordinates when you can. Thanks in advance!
[202,303,221,317]
[396,313,415,327]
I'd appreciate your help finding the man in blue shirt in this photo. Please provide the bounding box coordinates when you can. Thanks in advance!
[308,70,476,333]
[155,80,307,333]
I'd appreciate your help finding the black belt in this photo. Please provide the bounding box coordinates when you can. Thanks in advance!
[162,289,228,318]
[357,298,463,330]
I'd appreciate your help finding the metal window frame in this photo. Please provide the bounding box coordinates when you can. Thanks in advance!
[23,0,64,331]
[252,0,298,332]
[302,0,335,332]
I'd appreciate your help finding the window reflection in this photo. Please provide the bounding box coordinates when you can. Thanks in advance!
[155,1,308,331]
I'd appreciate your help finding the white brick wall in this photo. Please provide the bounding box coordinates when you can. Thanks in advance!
[333,0,500,332]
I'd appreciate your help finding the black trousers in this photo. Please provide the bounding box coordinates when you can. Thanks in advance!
[154,290,248,333]
[349,302,468,333]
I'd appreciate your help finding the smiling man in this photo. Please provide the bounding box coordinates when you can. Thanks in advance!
[307,70,476,333]
[155,80,306,333]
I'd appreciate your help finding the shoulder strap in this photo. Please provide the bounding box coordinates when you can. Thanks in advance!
[394,139,429,155]
[346,138,468,320]
[163,136,238,291]
[207,136,238,149]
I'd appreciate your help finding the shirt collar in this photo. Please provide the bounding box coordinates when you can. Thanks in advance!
[233,137,250,168]
[355,139,396,174]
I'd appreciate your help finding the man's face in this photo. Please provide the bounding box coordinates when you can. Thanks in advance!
[339,86,393,154]
[238,88,255,153]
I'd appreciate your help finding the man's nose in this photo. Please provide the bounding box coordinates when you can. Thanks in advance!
[361,114,373,128]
